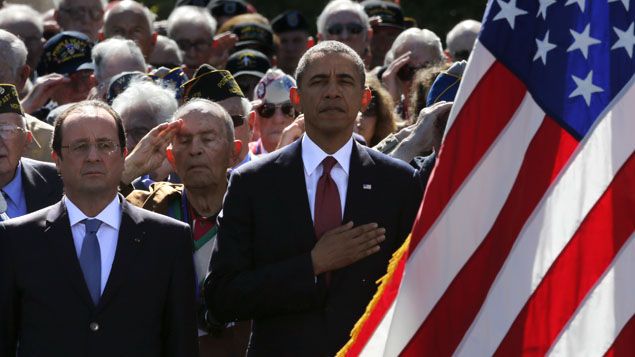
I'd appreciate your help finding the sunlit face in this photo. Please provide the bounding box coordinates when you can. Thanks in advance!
[0,113,30,184]
[218,96,250,161]
[170,21,213,69]
[55,0,104,41]
[171,108,233,189]
[322,10,369,58]
[53,107,125,199]
[297,52,367,138]
[104,5,155,59]
[254,101,295,153]
[120,105,158,151]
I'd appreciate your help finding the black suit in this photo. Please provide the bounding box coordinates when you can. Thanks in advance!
[20,157,64,213]
[0,197,199,357]
[205,139,422,356]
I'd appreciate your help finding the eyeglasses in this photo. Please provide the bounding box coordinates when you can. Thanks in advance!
[176,39,211,52]
[230,115,245,127]
[257,102,295,119]
[59,6,103,21]
[0,124,25,140]
[327,23,365,36]
[61,140,120,157]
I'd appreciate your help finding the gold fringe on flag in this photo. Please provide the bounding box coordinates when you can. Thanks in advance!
[337,234,412,357]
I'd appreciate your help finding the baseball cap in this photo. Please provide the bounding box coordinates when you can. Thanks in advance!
[253,68,296,104]
[37,31,94,75]
[181,66,245,102]
[362,0,404,29]
[207,0,249,18]
[0,84,24,115]
[226,49,271,79]
[271,10,309,33]
[232,22,274,56]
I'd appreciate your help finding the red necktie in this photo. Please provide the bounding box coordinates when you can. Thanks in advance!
[314,156,342,240]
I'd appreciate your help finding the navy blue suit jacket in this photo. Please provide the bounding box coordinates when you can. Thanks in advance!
[205,138,422,356]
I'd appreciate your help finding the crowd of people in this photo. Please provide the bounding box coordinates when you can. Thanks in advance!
[0,0,481,356]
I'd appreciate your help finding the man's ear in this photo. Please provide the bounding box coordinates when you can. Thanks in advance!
[290,87,302,112]
[151,32,158,46]
[25,131,33,145]
[360,87,372,111]
[166,147,176,170]
[122,146,128,158]
[230,139,242,166]
[248,110,255,130]
[51,150,61,171]
[306,36,315,49]
[18,65,30,91]
[98,31,105,42]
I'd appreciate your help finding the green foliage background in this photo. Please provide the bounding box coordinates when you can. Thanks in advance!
[142,0,487,46]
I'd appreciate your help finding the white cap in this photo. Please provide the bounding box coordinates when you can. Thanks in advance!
[253,68,297,104]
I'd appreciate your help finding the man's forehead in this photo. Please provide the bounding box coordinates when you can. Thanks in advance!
[0,112,23,125]
[305,52,358,74]
[326,9,363,24]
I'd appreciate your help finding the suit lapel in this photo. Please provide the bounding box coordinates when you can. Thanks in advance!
[22,159,55,212]
[274,139,316,250]
[97,198,144,311]
[44,200,95,308]
[343,142,376,224]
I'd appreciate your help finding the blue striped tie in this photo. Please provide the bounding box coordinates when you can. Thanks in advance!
[79,219,102,305]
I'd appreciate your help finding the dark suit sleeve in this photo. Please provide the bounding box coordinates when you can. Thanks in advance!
[0,224,19,356]
[204,171,322,323]
[163,224,199,357]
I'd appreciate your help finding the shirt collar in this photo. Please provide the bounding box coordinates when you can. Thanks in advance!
[301,134,353,176]
[65,194,122,230]
[2,161,23,205]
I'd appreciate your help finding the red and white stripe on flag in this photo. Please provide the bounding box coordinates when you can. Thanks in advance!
[338,1,635,355]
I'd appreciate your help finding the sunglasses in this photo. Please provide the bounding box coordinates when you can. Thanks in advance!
[327,23,364,36]
[230,115,245,127]
[257,102,295,119]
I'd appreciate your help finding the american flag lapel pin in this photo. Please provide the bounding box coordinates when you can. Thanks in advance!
[363,184,372,190]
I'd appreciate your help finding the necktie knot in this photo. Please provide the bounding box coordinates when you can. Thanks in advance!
[83,218,102,234]
[321,156,337,176]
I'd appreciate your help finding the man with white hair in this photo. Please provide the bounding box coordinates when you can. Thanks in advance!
[101,0,157,60]
[317,0,372,64]
[54,0,104,41]
[382,28,446,119]
[91,38,148,99]
[446,19,481,61]
[149,35,183,69]
[0,29,54,162]
[167,6,217,77]
[0,4,44,72]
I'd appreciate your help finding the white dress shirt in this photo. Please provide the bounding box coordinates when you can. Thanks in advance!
[301,134,353,221]
[65,195,122,294]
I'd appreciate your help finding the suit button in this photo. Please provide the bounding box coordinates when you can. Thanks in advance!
[89,322,100,332]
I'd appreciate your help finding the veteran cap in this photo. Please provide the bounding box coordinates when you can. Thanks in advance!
[37,31,94,75]
[226,49,271,79]
[271,10,309,34]
[181,67,245,102]
[149,66,189,100]
[232,22,274,56]
[106,71,153,105]
[0,84,24,115]
[362,0,404,29]
[207,0,249,18]
[254,69,296,105]
[426,61,466,107]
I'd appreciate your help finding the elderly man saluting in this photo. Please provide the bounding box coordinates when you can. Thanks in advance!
[205,41,423,356]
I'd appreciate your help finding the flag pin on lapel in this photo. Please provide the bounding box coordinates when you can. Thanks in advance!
[363,184,372,190]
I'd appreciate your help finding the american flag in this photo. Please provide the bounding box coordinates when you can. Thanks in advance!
[339,0,635,355]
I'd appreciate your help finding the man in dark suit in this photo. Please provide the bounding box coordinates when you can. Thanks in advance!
[205,41,422,356]
[0,84,63,220]
[0,100,198,356]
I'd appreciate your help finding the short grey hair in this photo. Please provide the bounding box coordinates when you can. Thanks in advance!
[151,35,183,64]
[173,98,234,146]
[104,0,156,36]
[317,0,369,36]
[167,5,217,38]
[57,0,107,9]
[0,29,27,79]
[0,4,44,34]
[240,97,251,116]
[390,28,444,63]
[446,19,481,58]
[92,37,147,82]
[111,80,177,126]
[295,40,365,89]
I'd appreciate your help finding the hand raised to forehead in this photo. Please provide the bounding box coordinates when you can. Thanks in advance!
[121,120,182,185]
